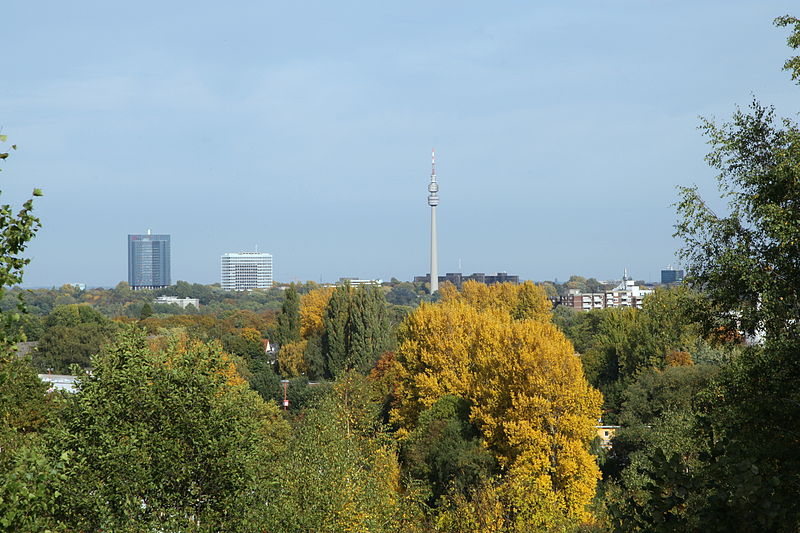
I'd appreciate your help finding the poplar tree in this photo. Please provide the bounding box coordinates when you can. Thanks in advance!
[322,284,392,379]
[275,283,301,346]
[349,285,391,374]
[322,284,351,378]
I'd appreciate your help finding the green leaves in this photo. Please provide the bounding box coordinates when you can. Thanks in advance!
[322,284,392,379]
[48,328,290,531]
[775,15,800,83]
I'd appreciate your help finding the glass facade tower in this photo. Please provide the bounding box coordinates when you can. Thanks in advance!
[128,233,171,289]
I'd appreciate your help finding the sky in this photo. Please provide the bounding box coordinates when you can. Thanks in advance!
[1,1,798,287]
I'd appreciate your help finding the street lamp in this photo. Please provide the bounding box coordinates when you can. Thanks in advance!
[280,379,289,411]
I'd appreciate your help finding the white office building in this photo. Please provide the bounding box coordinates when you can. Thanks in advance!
[221,252,273,291]
[155,296,200,309]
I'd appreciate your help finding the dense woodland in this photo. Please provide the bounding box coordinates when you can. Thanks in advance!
[1,15,799,533]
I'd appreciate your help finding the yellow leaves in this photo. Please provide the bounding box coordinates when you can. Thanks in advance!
[279,340,308,377]
[435,481,507,533]
[393,289,602,528]
[240,326,263,346]
[391,301,486,429]
[665,350,693,367]
[216,352,248,387]
[300,287,334,339]
[439,280,552,321]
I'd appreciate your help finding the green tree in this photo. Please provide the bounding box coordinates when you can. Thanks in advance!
[264,375,407,532]
[0,136,46,458]
[322,284,352,377]
[402,395,497,504]
[661,19,800,531]
[48,329,289,532]
[386,283,419,306]
[139,301,153,320]
[276,283,301,346]
[348,285,392,373]
[322,284,392,378]
[33,304,118,373]
[0,136,59,529]
[776,15,800,82]
[0,445,68,532]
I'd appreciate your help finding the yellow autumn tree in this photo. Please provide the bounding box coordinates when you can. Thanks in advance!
[300,287,334,339]
[392,283,601,530]
[278,340,308,377]
[441,280,551,321]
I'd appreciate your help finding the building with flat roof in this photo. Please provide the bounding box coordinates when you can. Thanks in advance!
[560,271,653,311]
[221,252,273,291]
[414,271,520,289]
[128,231,170,289]
[661,267,685,284]
[338,278,382,287]
[155,296,200,309]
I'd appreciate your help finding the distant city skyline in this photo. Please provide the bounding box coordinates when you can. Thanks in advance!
[4,2,798,287]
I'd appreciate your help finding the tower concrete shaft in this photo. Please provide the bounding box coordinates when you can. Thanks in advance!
[427,149,439,294]
[431,205,438,293]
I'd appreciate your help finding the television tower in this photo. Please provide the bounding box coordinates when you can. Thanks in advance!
[428,149,439,294]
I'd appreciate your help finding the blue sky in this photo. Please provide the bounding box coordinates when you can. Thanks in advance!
[2,1,798,286]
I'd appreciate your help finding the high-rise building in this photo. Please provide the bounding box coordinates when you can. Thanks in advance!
[128,231,170,289]
[661,267,685,284]
[221,252,273,291]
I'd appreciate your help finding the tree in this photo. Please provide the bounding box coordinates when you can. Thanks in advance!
[676,101,800,340]
[663,19,800,531]
[0,137,63,530]
[263,375,408,532]
[776,15,800,83]
[33,304,118,373]
[0,136,46,459]
[299,287,333,339]
[300,288,333,380]
[139,301,153,320]
[392,294,602,529]
[441,280,551,322]
[322,284,350,377]
[275,283,301,346]
[322,284,392,378]
[348,285,392,373]
[402,395,497,504]
[386,283,419,306]
[48,328,289,531]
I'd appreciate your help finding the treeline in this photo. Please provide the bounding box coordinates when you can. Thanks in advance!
[2,281,608,531]
[0,280,290,318]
